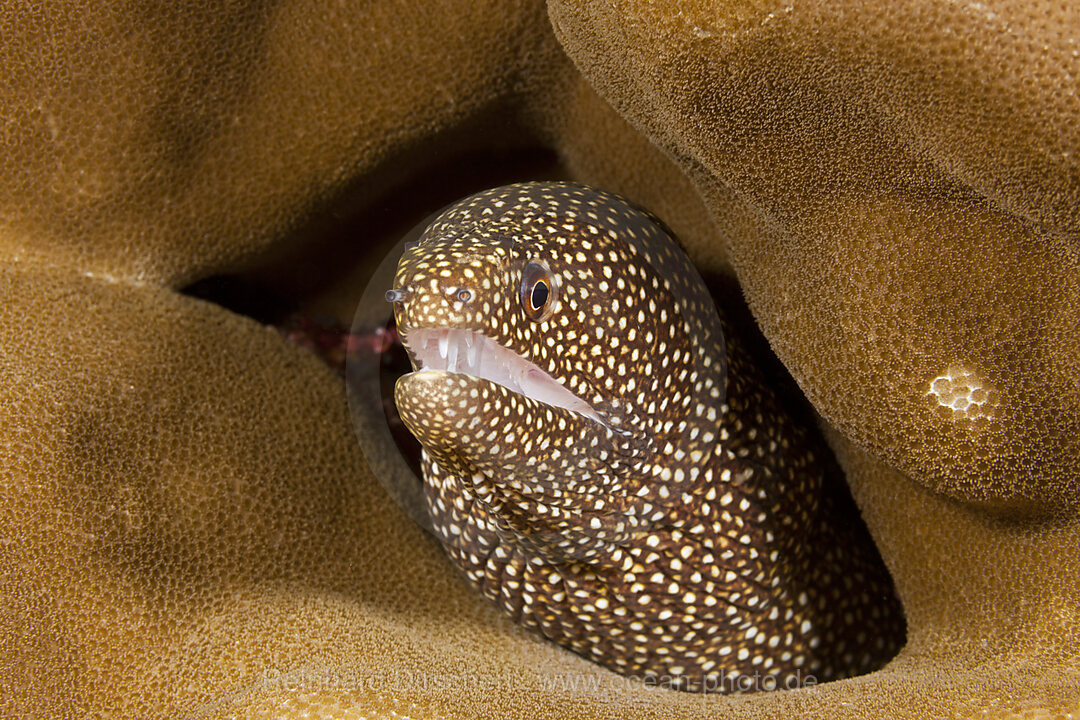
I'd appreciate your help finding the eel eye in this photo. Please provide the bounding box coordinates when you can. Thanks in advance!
[457,289,473,303]
[521,261,555,321]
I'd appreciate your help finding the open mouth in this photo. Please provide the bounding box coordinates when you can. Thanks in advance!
[403,327,604,425]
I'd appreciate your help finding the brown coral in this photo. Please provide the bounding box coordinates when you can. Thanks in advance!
[1,0,1077,718]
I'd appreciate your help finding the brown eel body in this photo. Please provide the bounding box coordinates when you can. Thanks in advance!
[389,181,903,692]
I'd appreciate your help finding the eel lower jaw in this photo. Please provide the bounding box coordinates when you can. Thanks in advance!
[402,327,605,426]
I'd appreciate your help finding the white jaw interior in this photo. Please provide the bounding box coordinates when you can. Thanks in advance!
[405,328,603,425]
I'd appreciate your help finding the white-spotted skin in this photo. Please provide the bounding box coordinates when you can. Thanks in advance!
[392,182,903,693]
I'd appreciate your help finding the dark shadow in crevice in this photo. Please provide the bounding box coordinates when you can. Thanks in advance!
[180,141,569,537]
[183,140,566,325]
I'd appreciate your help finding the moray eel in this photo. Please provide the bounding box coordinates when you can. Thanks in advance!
[390,182,903,692]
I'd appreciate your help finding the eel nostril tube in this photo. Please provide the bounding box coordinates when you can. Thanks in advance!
[385,289,408,303]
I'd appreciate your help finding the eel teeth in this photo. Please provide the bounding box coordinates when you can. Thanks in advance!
[446,338,459,373]
[404,327,603,425]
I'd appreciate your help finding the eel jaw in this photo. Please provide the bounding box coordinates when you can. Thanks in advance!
[402,327,604,425]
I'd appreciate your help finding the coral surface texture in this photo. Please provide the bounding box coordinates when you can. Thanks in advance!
[1,1,1077,718]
